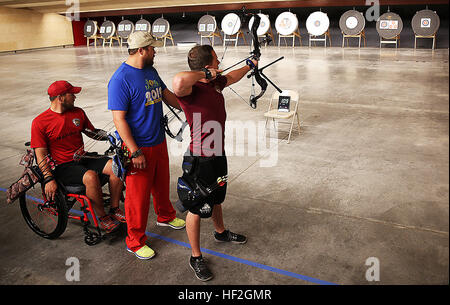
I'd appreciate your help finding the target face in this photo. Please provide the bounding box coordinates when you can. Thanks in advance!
[306,11,330,36]
[221,13,241,35]
[379,20,398,30]
[275,12,299,36]
[412,9,440,36]
[248,14,271,36]
[421,18,431,28]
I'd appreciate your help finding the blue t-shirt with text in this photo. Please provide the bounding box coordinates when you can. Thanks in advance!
[108,62,167,147]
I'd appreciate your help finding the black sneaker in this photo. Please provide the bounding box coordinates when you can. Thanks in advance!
[214,230,247,244]
[189,256,213,282]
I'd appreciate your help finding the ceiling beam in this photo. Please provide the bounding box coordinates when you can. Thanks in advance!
[75,0,449,18]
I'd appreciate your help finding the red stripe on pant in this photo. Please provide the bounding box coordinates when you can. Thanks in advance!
[124,139,176,252]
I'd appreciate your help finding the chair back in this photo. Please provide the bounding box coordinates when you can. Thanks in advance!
[268,90,299,112]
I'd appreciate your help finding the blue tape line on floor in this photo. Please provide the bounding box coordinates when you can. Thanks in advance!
[1,188,338,285]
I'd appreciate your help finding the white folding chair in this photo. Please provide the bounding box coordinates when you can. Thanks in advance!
[264,90,300,144]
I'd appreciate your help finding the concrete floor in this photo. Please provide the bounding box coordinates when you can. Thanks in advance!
[0,44,448,285]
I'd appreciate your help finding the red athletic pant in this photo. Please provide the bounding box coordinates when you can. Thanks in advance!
[124,139,176,252]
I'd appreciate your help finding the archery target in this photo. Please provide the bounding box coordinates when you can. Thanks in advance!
[339,10,365,35]
[84,20,98,38]
[152,17,170,38]
[411,9,440,36]
[306,11,330,36]
[221,13,241,35]
[248,14,271,36]
[376,12,403,39]
[198,14,217,35]
[135,19,151,32]
[99,20,116,39]
[117,20,134,38]
[275,12,298,36]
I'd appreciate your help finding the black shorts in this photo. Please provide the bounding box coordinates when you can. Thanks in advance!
[54,157,110,186]
[180,154,227,218]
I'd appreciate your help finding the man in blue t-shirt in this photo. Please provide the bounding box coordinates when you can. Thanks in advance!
[108,31,185,260]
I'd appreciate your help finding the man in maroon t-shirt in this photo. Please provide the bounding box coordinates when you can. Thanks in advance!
[31,80,125,233]
[173,45,256,281]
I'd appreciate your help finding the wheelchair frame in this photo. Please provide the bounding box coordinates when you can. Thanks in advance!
[19,142,123,246]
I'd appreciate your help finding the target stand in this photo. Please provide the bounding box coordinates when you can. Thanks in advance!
[414,34,436,50]
[342,30,366,48]
[103,35,120,47]
[200,30,222,46]
[259,26,275,47]
[278,29,302,47]
[223,30,247,46]
[379,35,400,48]
[87,35,102,47]
[159,31,175,47]
[309,31,331,47]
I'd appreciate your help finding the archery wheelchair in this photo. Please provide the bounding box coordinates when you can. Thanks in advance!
[17,140,126,246]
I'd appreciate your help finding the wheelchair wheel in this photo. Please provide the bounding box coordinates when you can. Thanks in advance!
[19,185,68,240]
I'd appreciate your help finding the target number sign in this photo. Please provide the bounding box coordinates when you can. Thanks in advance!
[278,96,291,112]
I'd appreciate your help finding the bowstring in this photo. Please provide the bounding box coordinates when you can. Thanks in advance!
[74,120,116,160]
[221,8,255,107]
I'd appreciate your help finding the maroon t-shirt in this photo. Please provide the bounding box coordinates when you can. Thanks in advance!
[31,107,95,165]
[177,76,228,156]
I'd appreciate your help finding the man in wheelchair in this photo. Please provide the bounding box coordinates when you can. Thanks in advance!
[30,80,125,233]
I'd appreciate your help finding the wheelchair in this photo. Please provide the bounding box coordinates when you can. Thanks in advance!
[18,142,125,246]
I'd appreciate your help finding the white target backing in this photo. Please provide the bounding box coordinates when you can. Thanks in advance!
[248,14,271,36]
[221,13,241,35]
[306,11,330,36]
[275,12,298,36]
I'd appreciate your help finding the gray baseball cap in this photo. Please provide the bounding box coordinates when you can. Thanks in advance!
[128,31,163,49]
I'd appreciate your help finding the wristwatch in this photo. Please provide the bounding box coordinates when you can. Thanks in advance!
[130,149,143,158]
[201,68,213,80]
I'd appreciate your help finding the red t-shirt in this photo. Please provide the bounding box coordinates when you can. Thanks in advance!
[177,76,228,156]
[31,107,95,165]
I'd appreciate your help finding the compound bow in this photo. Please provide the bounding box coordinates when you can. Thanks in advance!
[221,7,284,109]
